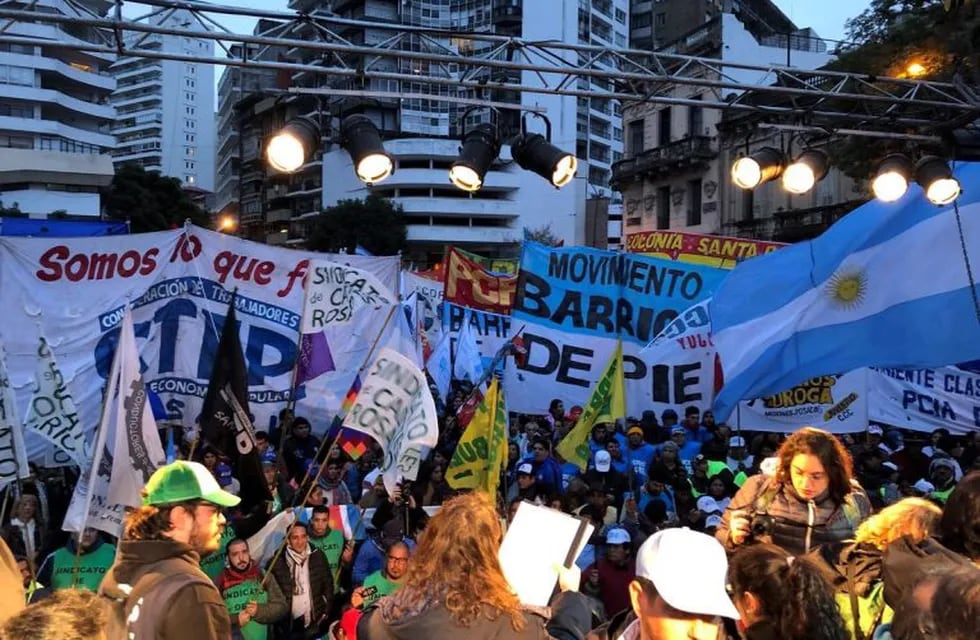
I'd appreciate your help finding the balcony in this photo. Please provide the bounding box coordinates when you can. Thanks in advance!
[610,136,718,188]
[492,4,522,26]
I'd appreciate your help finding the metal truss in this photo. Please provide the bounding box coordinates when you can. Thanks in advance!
[1,0,978,141]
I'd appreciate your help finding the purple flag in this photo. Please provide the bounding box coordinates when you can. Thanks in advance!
[296,331,335,385]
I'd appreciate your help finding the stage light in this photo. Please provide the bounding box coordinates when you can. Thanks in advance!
[782,149,829,195]
[340,114,393,184]
[267,117,318,173]
[511,133,578,188]
[872,154,915,202]
[731,147,786,189]
[450,123,500,192]
[916,156,961,205]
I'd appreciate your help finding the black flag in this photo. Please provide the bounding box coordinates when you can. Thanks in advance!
[199,296,271,514]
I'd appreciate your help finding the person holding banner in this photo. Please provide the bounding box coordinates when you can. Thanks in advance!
[215,538,287,640]
[268,522,334,640]
[36,528,114,593]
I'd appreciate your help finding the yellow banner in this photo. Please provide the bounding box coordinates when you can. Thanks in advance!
[446,378,508,496]
[556,342,626,471]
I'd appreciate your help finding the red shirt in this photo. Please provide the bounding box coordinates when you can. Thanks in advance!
[588,557,635,617]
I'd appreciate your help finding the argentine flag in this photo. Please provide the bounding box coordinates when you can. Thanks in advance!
[710,162,980,422]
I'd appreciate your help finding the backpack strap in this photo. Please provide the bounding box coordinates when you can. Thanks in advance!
[846,560,866,640]
[108,559,214,639]
[752,477,779,516]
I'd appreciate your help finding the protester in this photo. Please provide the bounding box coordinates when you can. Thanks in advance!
[262,451,294,514]
[728,543,849,640]
[18,555,49,603]
[587,527,738,640]
[320,460,354,506]
[215,538,287,640]
[269,522,334,639]
[36,527,115,592]
[0,588,107,640]
[99,460,240,639]
[718,427,872,555]
[357,491,591,639]
[624,424,657,486]
[282,417,321,484]
[582,527,635,617]
[2,494,44,566]
[524,438,563,497]
[352,541,409,609]
[308,506,353,574]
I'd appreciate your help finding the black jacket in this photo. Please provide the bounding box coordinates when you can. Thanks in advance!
[269,546,334,629]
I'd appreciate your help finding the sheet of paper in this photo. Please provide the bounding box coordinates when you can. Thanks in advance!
[498,501,595,607]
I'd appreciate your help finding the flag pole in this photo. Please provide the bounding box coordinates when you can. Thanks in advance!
[259,303,398,590]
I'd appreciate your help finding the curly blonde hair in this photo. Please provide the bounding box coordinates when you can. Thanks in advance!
[854,497,942,550]
[397,491,524,629]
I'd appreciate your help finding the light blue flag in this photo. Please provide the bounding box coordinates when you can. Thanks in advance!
[710,162,980,422]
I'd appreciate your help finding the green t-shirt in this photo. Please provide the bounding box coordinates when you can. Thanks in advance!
[309,529,344,571]
[200,524,237,582]
[49,543,116,591]
[222,577,270,640]
[361,570,400,608]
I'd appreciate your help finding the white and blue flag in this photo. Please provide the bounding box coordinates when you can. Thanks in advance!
[710,162,980,421]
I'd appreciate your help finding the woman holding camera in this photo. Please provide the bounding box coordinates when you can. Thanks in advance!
[716,428,872,556]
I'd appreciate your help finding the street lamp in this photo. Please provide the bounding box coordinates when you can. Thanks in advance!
[450,122,501,192]
[266,117,319,173]
[219,215,237,232]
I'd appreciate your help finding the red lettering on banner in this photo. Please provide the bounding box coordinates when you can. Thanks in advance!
[36,245,159,282]
[212,250,276,287]
[276,259,309,298]
[444,247,515,314]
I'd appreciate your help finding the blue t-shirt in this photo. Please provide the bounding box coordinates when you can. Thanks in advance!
[626,443,657,483]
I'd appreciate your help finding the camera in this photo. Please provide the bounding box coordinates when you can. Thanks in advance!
[749,514,775,538]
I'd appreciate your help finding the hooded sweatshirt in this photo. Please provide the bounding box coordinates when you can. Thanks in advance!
[99,538,231,640]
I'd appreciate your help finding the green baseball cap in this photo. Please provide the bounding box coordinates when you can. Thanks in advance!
[142,460,241,508]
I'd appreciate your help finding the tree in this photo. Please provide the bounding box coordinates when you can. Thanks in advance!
[522,223,562,246]
[0,200,25,217]
[307,194,407,256]
[828,1,980,178]
[103,164,211,233]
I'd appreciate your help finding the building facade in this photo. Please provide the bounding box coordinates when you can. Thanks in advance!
[110,9,215,191]
[0,0,115,217]
[614,1,838,243]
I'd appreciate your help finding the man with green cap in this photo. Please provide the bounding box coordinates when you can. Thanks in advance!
[99,460,242,639]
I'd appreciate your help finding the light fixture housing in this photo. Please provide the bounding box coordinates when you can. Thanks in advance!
[266,117,319,173]
[916,156,961,206]
[731,147,786,189]
[782,149,829,195]
[340,114,393,184]
[512,133,578,188]
[450,122,500,192]
[872,154,915,203]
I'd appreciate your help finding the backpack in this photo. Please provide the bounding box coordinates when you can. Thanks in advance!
[102,558,215,639]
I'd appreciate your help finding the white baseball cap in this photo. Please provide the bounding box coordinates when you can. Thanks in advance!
[594,450,612,472]
[635,528,739,620]
[606,528,631,545]
[867,425,884,436]
[729,436,746,448]
[913,478,935,494]
[517,462,534,475]
[696,496,721,514]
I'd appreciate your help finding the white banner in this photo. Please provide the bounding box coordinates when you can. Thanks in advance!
[302,259,394,331]
[343,348,439,494]
[0,345,30,489]
[444,303,511,372]
[23,337,88,467]
[401,271,444,349]
[737,370,869,433]
[64,308,166,535]
[869,366,980,435]
[0,226,401,460]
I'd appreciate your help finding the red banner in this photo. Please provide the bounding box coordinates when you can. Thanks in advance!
[625,230,786,268]
[443,246,516,315]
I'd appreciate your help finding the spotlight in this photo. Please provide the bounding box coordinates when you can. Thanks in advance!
[872,154,915,202]
[782,150,829,195]
[450,123,500,192]
[267,117,319,173]
[340,114,393,184]
[512,133,578,188]
[916,156,961,205]
[731,147,786,189]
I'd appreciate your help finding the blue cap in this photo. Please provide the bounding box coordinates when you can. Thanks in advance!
[261,450,277,466]
[216,462,233,487]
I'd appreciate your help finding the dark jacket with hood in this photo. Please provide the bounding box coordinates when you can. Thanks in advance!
[268,544,334,630]
[99,538,231,640]
[358,590,592,640]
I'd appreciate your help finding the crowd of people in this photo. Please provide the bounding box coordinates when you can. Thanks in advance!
[0,397,978,640]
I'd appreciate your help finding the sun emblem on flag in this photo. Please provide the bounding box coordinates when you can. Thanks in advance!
[826,269,867,310]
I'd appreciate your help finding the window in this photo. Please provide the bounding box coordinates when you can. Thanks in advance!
[688,95,703,137]
[185,175,195,184]
[656,13,666,26]
[687,179,702,226]
[657,185,671,229]
[185,146,195,156]
[0,64,33,86]
[658,108,672,146]
[628,119,644,156]
[0,134,33,149]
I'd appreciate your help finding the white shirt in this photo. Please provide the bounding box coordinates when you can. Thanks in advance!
[11,518,35,559]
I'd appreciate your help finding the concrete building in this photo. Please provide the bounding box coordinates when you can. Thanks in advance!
[613,1,835,242]
[109,9,215,191]
[0,0,115,217]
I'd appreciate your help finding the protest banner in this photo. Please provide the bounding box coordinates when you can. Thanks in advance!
[0,226,401,461]
[23,337,87,467]
[443,246,516,314]
[736,370,869,433]
[868,365,980,435]
[0,345,30,489]
[342,348,439,493]
[454,246,519,275]
[557,342,626,470]
[446,377,508,495]
[444,303,512,372]
[626,230,786,268]
[402,270,445,357]
[506,242,727,416]
[302,259,394,331]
